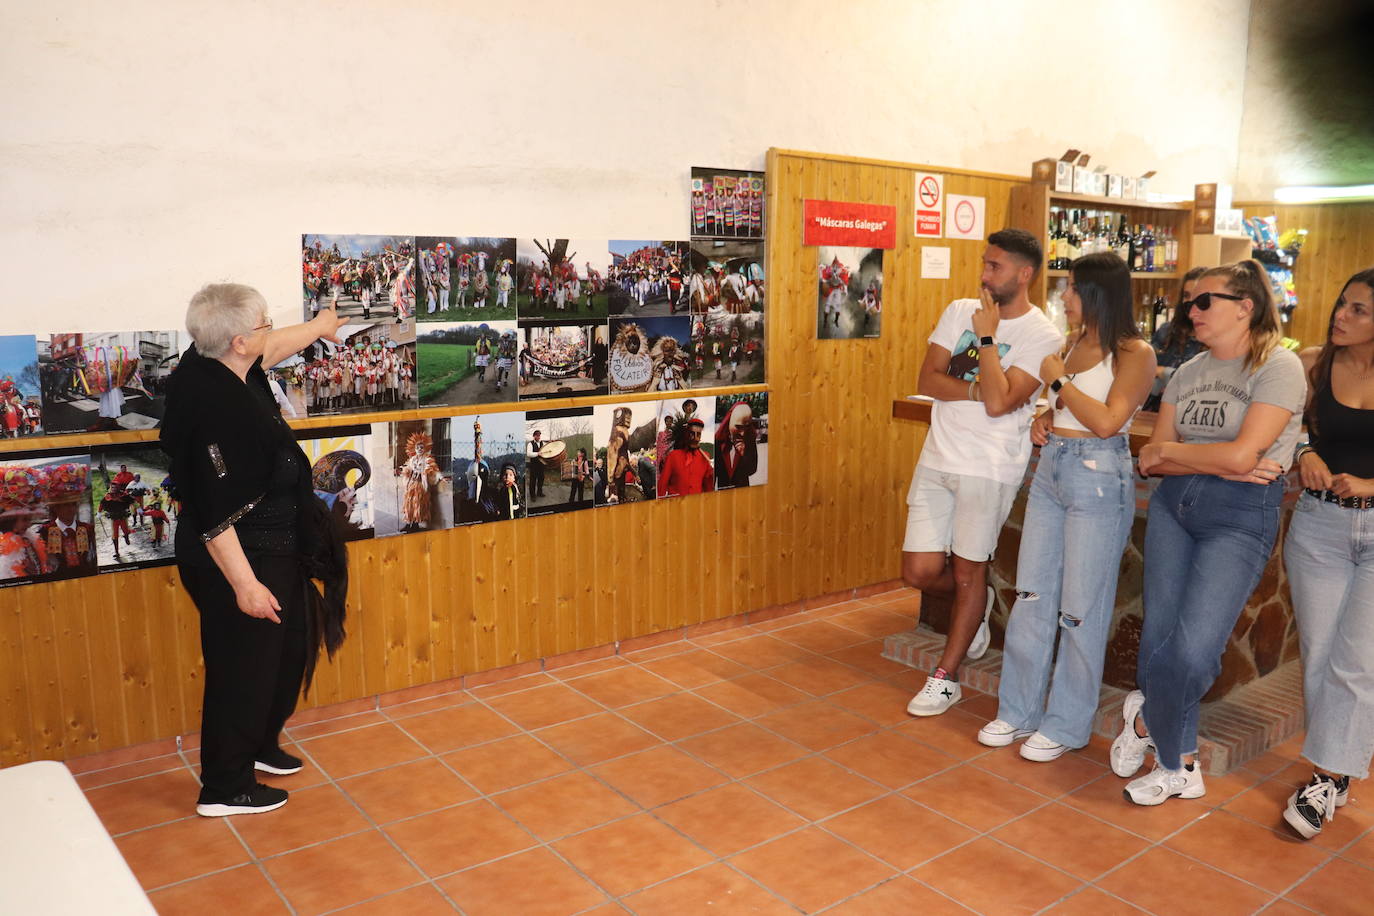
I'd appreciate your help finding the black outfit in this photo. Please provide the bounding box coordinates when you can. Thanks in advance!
[1310,382,1374,479]
[529,440,545,496]
[160,346,346,805]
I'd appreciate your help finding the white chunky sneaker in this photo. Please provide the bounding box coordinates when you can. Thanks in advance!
[1124,761,1205,806]
[966,586,995,660]
[1110,690,1154,778]
[978,719,1034,747]
[906,673,962,717]
[1019,731,1070,762]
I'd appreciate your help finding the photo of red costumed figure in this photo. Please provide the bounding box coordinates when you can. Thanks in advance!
[608,241,690,317]
[369,419,452,537]
[816,246,883,340]
[515,238,610,321]
[0,334,42,438]
[688,240,764,317]
[714,392,769,489]
[690,168,765,239]
[92,444,179,571]
[655,396,715,498]
[0,454,98,586]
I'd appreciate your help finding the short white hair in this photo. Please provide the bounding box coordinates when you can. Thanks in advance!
[185,283,267,358]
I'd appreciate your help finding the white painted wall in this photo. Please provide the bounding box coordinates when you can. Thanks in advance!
[2,0,1254,331]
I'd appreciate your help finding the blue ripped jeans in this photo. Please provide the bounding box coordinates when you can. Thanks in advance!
[1139,474,1283,769]
[997,435,1135,748]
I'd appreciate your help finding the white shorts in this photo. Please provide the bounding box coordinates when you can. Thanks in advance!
[903,464,1018,562]
[476,355,490,367]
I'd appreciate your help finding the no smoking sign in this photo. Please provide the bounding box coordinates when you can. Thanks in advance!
[914,172,943,237]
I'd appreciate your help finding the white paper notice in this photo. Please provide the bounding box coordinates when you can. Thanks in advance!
[921,246,951,279]
[946,194,986,240]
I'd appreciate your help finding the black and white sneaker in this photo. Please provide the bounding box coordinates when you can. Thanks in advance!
[1284,772,1350,839]
[196,783,288,817]
[255,748,304,775]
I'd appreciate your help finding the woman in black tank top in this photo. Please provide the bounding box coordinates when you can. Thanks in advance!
[1282,267,1374,840]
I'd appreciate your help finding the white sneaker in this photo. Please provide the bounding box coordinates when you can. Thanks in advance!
[1019,731,1069,762]
[907,674,962,717]
[966,586,996,660]
[1110,690,1154,778]
[978,718,1034,747]
[1124,760,1205,805]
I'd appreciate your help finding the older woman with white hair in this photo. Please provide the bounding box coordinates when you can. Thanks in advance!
[160,283,345,817]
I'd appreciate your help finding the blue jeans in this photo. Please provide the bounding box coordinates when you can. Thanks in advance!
[1284,493,1374,778]
[1139,474,1284,769]
[997,435,1135,747]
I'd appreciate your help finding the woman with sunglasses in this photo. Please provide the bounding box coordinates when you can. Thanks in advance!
[1281,267,1374,838]
[1113,260,1306,805]
[1143,266,1209,412]
[979,253,1156,760]
[160,285,346,817]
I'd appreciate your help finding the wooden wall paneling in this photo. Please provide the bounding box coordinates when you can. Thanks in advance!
[49,577,96,758]
[28,577,70,755]
[113,567,156,743]
[452,521,480,676]
[0,588,35,765]
[81,572,129,753]
[355,541,386,697]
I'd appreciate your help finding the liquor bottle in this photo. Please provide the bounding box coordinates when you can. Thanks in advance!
[1048,209,1063,269]
[1067,211,1081,263]
[1131,224,1145,272]
[1143,224,1156,272]
[1166,226,1179,271]
[1116,215,1132,264]
[1152,289,1168,333]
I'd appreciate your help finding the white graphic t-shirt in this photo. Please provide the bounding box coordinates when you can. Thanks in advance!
[917,298,1064,485]
[1162,346,1306,469]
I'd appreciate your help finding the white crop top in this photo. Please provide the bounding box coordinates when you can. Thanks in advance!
[1053,355,1134,435]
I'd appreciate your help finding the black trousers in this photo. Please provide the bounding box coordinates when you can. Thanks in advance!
[179,553,307,802]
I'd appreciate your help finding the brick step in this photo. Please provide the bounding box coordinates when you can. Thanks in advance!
[883,626,1304,776]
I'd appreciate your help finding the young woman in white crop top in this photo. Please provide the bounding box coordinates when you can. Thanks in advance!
[977,252,1157,761]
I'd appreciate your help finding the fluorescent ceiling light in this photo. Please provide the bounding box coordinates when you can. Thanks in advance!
[1273,184,1374,203]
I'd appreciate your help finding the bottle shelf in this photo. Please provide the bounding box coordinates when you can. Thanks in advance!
[1045,190,1193,211]
[1047,269,1180,280]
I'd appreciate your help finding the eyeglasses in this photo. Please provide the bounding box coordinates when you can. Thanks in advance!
[1182,292,1245,312]
[249,317,274,332]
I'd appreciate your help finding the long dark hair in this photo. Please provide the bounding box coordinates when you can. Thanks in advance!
[1163,266,1209,353]
[1306,267,1374,436]
[1070,252,1140,356]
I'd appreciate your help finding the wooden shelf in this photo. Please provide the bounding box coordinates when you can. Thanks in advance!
[1047,269,1180,280]
[1044,189,1193,211]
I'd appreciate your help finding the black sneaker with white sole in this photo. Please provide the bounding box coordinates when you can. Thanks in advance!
[1284,772,1350,839]
[255,748,303,775]
[196,783,289,817]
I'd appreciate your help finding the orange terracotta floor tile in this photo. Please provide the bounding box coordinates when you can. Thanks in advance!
[78,616,1354,915]
[438,847,608,916]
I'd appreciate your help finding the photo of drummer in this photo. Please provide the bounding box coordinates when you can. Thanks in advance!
[593,402,660,507]
[523,407,595,517]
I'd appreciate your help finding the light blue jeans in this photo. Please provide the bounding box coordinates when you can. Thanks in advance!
[1285,492,1374,779]
[997,435,1135,748]
[1139,474,1284,769]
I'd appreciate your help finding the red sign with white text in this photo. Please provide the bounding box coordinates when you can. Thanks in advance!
[802,199,898,249]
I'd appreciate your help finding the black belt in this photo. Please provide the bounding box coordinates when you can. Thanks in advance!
[1305,488,1374,510]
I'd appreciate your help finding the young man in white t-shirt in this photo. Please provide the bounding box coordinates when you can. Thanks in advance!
[904,228,1064,716]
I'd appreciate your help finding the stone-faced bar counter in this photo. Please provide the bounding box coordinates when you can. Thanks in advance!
[891,397,1304,772]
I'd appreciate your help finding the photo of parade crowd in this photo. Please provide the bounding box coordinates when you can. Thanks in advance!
[416,321,518,408]
[451,413,526,525]
[607,317,692,394]
[690,311,764,385]
[90,445,176,570]
[817,246,884,340]
[0,452,97,586]
[290,321,417,418]
[607,240,690,317]
[39,332,182,434]
[691,168,765,239]
[302,234,416,322]
[0,335,42,438]
[593,403,659,506]
[523,408,595,517]
[687,240,765,315]
[298,426,375,541]
[515,238,610,321]
[416,237,518,322]
[518,322,608,400]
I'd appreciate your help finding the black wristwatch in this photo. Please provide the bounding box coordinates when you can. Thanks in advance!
[978,335,995,348]
[1050,376,1069,393]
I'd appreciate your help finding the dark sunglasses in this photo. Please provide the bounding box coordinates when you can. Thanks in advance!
[1182,292,1244,312]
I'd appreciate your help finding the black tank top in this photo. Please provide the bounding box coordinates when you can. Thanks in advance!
[1313,383,1374,478]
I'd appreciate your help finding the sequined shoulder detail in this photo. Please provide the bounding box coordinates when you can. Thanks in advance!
[200,493,267,543]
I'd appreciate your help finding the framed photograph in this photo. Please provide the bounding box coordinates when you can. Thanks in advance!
[370,418,453,536]
[592,402,660,507]
[297,424,376,541]
[416,321,519,409]
[523,407,595,517]
[817,246,883,339]
[515,238,610,322]
[0,450,97,586]
[38,332,184,434]
[416,237,517,322]
[607,241,690,317]
[89,444,176,571]
[517,321,608,401]
[714,392,769,489]
[451,411,527,525]
[302,234,415,322]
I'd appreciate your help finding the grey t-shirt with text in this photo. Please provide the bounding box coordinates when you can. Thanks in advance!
[1163,346,1306,470]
